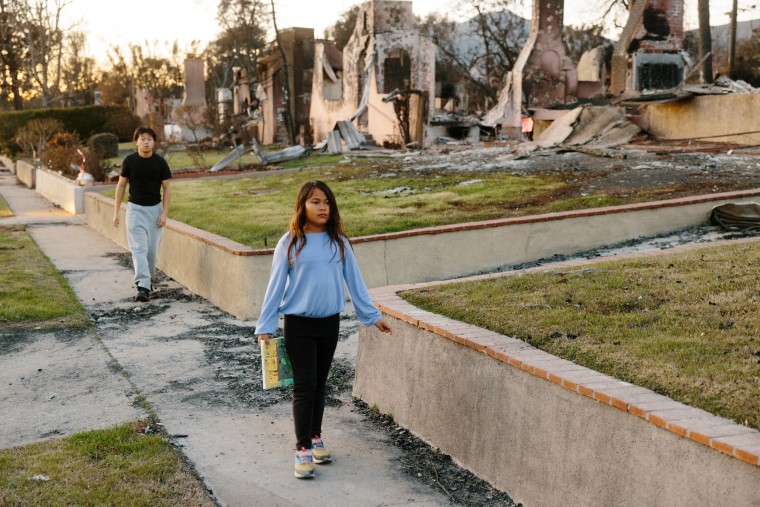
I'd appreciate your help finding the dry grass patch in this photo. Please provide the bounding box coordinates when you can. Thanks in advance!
[0,422,213,506]
[402,241,760,429]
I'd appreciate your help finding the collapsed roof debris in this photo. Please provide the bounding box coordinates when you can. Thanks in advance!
[208,138,309,172]
[516,105,642,158]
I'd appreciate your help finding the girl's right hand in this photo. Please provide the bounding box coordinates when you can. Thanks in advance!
[374,320,392,334]
[257,334,270,345]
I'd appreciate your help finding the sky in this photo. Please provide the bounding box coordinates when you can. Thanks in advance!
[62,0,759,65]
[62,0,446,64]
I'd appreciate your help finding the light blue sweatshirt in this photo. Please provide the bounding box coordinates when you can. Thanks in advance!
[255,231,381,335]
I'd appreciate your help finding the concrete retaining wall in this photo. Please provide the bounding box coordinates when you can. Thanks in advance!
[642,94,760,145]
[85,193,273,318]
[355,248,760,507]
[352,190,760,289]
[0,156,13,174]
[84,188,760,320]
[16,160,36,188]
[35,169,87,215]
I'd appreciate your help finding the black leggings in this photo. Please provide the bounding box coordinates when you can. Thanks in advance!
[283,313,340,450]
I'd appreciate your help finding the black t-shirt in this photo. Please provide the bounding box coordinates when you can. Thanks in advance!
[120,152,172,206]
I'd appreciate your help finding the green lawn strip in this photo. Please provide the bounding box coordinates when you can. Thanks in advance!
[102,160,569,248]
[0,194,11,217]
[0,422,214,506]
[546,194,624,212]
[0,227,88,328]
[401,241,760,429]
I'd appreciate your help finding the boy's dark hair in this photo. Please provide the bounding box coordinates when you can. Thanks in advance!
[133,127,157,142]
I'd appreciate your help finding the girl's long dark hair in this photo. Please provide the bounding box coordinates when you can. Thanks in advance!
[287,181,348,267]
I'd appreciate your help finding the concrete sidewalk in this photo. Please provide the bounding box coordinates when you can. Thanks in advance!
[0,167,451,506]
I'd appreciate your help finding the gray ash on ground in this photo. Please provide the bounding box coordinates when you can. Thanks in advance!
[0,326,98,355]
[88,288,359,410]
[82,224,760,506]
[352,399,520,506]
[84,281,519,505]
[102,253,205,303]
[189,312,359,409]
[90,302,171,323]
[104,251,133,269]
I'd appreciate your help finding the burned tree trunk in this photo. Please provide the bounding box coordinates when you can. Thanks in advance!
[270,0,295,145]
[697,0,713,83]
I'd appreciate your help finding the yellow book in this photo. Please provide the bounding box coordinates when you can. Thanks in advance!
[260,337,294,389]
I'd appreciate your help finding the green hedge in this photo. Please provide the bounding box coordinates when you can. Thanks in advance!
[0,106,141,156]
[89,132,120,159]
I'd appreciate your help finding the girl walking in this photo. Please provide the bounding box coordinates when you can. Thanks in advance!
[255,180,392,479]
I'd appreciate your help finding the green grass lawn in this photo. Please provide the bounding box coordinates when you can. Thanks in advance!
[0,422,213,506]
[0,227,88,328]
[0,194,11,217]
[102,159,583,248]
[402,241,760,430]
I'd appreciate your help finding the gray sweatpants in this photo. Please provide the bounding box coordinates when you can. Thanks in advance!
[126,202,164,291]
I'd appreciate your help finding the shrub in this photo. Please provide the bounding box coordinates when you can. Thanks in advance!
[104,108,142,140]
[44,132,82,177]
[89,132,119,159]
[15,119,64,160]
[0,106,141,155]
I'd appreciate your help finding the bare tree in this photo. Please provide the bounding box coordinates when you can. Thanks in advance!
[0,0,25,110]
[14,118,64,160]
[99,46,133,107]
[591,0,632,30]
[420,0,530,110]
[213,0,268,83]
[61,31,97,106]
[175,103,212,144]
[20,0,73,107]
[423,0,612,112]
[129,42,184,119]
[203,0,269,121]
[323,5,360,50]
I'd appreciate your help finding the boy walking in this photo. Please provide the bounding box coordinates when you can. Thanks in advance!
[113,127,172,302]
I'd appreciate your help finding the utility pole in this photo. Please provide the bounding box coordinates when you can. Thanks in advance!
[698,0,714,83]
[728,0,738,77]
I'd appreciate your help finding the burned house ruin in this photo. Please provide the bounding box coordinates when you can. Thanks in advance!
[611,0,685,93]
[253,1,435,148]
[309,0,435,148]
[257,27,316,146]
[480,0,579,137]
[237,0,756,151]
